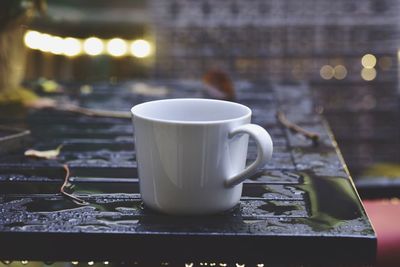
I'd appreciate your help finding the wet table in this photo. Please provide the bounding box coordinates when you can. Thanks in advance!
[0,81,376,266]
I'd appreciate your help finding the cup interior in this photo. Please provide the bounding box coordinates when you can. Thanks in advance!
[131,98,251,123]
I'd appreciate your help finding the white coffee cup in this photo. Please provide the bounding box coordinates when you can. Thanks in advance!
[131,98,273,215]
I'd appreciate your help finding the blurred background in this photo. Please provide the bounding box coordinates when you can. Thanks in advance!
[4,0,398,188]
[1,0,400,265]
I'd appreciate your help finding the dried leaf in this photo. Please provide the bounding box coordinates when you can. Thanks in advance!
[24,145,63,159]
[130,83,169,96]
[203,70,236,101]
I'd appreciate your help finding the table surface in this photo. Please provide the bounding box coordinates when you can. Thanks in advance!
[0,80,375,265]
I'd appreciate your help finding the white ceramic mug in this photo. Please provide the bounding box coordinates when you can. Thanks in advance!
[131,98,273,215]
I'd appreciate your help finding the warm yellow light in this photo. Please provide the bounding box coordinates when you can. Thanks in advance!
[361,54,377,69]
[39,33,53,52]
[320,65,334,80]
[49,36,64,55]
[361,68,377,81]
[24,30,42,49]
[83,37,104,56]
[333,65,347,80]
[24,30,154,59]
[63,37,82,57]
[107,38,127,57]
[130,39,151,58]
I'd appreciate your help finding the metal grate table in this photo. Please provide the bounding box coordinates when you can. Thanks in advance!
[0,81,375,266]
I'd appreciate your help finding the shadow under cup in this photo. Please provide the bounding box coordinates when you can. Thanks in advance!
[131,98,272,215]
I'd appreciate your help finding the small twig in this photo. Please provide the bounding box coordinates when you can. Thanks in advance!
[60,105,131,119]
[60,164,89,206]
[27,99,131,119]
[277,111,320,144]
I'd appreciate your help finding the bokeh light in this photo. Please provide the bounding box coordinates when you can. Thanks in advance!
[49,36,64,55]
[320,65,334,80]
[361,54,377,69]
[361,68,377,81]
[24,30,153,58]
[63,37,82,57]
[333,65,347,80]
[24,30,42,49]
[39,34,53,52]
[83,37,104,56]
[107,38,128,57]
[131,39,152,58]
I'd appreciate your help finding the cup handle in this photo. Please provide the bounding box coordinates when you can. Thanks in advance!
[225,124,273,188]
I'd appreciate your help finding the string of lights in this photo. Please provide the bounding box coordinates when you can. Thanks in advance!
[24,30,152,58]
[23,30,386,81]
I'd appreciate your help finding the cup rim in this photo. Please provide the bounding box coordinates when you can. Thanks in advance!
[131,98,252,125]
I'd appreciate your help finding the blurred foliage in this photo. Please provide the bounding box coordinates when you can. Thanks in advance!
[0,0,45,31]
[0,0,46,106]
[0,87,38,106]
